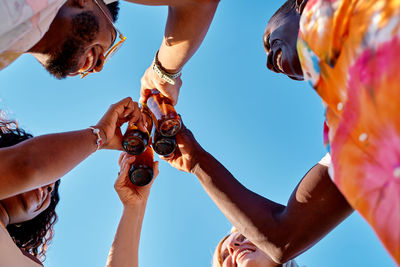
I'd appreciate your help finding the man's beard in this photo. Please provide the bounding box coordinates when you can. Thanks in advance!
[45,11,100,79]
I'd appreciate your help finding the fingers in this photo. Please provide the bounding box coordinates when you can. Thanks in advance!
[112,97,147,133]
[118,152,126,166]
[153,161,160,177]
[139,65,181,106]
[140,68,154,104]
[113,97,135,117]
[117,153,136,182]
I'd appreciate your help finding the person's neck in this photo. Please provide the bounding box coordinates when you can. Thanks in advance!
[0,203,10,228]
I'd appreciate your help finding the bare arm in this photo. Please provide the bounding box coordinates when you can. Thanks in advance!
[106,205,146,267]
[0,97,145,199]
[125,0,220,104]
[106,153,159,267]
[164,127,354,263]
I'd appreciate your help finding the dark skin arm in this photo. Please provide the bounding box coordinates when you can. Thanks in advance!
[163,126,354,263]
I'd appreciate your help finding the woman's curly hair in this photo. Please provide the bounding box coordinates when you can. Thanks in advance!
[0,120,60,262]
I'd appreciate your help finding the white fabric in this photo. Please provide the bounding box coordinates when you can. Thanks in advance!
[103,0,118,4]
[318,153,331,167]
[0,224,42,267]
[283,259,300,267]
[318,153,334,181]
[0,0,66,70]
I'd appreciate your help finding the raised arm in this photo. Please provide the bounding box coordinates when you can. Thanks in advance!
[163,126,354,263]
[0,97,145,199]
[106,152,159,267]
[125,0,220,104]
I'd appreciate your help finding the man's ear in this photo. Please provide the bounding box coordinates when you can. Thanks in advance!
[296,0,308,14]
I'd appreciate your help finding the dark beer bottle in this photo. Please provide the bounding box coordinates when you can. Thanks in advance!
[152,130,176,157]
[129,147,154,186]
[146,89,181,137]
[122,106,154,155]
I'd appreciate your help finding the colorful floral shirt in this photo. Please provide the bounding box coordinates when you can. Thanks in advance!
[0,0,66,70]
[298,0,400,263]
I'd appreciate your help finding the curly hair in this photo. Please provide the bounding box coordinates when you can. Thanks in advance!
[0,120,60,262]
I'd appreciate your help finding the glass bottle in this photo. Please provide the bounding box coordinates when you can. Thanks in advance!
[152,130,176,157]
[129,146,154,186]
[122,106,154,155]
[146,89,181,137]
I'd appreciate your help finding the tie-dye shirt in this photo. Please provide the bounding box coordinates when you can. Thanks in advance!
[297,0,400,264]
[0,0,66,70]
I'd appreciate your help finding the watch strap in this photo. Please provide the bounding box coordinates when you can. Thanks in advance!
[152,50,181,85]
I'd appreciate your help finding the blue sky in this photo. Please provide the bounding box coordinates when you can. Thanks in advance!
[0,0,396,266]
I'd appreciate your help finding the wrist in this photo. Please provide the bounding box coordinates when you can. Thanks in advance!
[88,127,104,151]
[90,126,107,150]
[152,50,182,85]
[190,147,208,174]
[122,200,148,210]
[98,128,107,149]
[156,49,183,73]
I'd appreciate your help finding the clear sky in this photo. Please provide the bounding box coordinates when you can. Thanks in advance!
[0,0,396,266]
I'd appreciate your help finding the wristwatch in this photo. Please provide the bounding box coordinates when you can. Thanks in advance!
[152,50,181,85]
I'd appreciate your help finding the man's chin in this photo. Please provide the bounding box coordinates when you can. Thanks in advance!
[44,65,76,80]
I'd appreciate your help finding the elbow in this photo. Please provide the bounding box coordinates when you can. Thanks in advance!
[256,240,296,265]
[256,227,300,264]
[268,248,297,265]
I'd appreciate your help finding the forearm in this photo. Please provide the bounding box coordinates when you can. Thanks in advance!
[192,150,286,257]
[0,129,100,199]
[157,0,219,72]
[106,203,147,267]
[125,0,219,72]
[192,151,353,264]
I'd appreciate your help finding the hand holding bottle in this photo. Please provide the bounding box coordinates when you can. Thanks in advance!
[94,97,146,151]
[161,123,205,173]
[140,65,182,106]
[115,152,159,206]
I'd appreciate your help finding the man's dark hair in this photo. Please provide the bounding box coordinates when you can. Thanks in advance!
[0,120,61,262]
[106,2,120,22]
[279,0,297,13]
[269,0,298,25]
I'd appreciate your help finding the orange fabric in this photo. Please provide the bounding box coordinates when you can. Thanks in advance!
[298,0,400,263]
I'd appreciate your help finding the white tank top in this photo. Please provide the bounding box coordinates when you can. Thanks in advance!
[0,224,42,267]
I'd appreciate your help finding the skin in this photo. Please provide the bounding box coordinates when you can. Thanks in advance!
[28,0,116,78]
[0,183,56,226]
[106,152,159,267]
[263,0,308,80]
[220,231,281,267]
[136,0,220,105]
[23,0,219,100]
[163,125,353,263]
[0,97,146,200]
